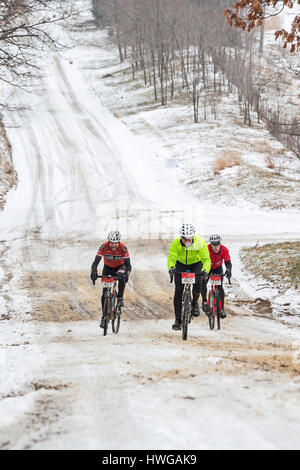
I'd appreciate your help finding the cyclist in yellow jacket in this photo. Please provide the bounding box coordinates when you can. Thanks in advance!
[168,223,211,330]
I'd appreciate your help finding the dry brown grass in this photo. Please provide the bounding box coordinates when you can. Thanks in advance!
[241,242,300,291]
[213,150,242,175]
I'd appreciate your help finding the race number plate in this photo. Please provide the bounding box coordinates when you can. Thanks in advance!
[210,275,222,286]
[101,277,115,288]
[181,272,196,284]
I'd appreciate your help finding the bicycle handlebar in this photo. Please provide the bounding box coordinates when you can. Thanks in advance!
[207,273,232,285]
[92,274,117,286]
[96,274,116,279]
[169,271,207,284]
[170,271,231,284]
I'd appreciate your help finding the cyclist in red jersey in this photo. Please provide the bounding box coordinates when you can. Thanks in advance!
[202,234,232,318]
[90,230,131,327]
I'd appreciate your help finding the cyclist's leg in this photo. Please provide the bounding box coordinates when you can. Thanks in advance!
[218,284,226,317]
[219,285,225,309]
[201,274,209,304]
[115,264,126,305]
[117,278,125,305]
[100,287,110,328]
[197,264,211,313]
[201,275,210,313]
[191,261,203,316]
[100,264,112,304]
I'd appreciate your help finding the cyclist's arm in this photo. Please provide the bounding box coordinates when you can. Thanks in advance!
[199,242,211,273]
[223,246,232,271]
[225,260,232,270]
[91,255,102,272]
[168,240,178,270]
[120,244,131,273]
[124,257,132,273]
[223,246,231,262]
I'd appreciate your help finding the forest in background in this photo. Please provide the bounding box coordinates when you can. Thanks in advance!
[91,0,299,157]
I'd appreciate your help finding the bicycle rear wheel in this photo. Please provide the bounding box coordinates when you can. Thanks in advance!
[181,290,191,341]
[112,308,121,334]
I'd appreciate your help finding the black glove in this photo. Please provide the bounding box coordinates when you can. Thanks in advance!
[225,268,231,279]
[169,267,175,283]
[202,270,209,281]
[90,270,98,285]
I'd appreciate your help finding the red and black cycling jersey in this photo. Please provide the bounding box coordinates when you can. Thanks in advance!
[208,244,231,271]
[96,242,130,268]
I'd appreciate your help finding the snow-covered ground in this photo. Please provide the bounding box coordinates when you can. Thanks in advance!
[0,0,299,450]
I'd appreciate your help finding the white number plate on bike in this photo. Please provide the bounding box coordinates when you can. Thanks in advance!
[101,277,114,288]
[210,275,222,285]
[181,273,196,284]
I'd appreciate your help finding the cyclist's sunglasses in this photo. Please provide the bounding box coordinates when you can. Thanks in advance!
[211,242,220,246]
[182,237,193,241]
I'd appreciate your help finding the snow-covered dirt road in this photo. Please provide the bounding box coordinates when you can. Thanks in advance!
[0,15,300,448]
[1,256,300,450]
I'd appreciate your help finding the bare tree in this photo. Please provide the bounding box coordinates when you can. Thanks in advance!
[0,0,77,103]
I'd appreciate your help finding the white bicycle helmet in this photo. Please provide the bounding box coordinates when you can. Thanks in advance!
[180,223,196,238]
[108,230,121,243]
[209,234,222,245]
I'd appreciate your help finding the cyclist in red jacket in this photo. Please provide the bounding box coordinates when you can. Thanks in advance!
[202,234,232,318]
[90,230,131,328]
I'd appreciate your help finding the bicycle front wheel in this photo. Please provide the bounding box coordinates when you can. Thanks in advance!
[181,289,191,341]
[215,290,222,330]
[208,292,215,330]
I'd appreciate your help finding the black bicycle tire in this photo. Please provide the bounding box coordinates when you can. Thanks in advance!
[208,292,215,330]
[112,307,121,334]
[102,297,110,336]
[215,290,221,330]
[111,293,117,333]
[181,289,190,341]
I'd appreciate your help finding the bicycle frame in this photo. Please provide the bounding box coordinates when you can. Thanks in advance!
[170,270,197,340]
[207,273,231,330]
[96,274,121,335]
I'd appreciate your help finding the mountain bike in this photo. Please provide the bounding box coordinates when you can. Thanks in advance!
[207,273,231,330]
[97,274,122,336]
[170,270,196,341]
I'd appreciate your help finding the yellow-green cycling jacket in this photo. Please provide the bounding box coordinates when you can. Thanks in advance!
[168,235,211,272]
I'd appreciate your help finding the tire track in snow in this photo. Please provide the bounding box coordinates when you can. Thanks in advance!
[53,56,189,238]
[53,56,152,207]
